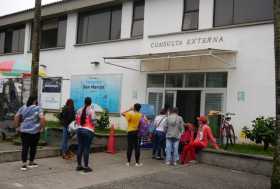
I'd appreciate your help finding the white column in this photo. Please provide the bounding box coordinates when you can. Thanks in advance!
[65,13,78,50]
[199,0,214,30]
[121,1,133,39]
[24,23,32,54]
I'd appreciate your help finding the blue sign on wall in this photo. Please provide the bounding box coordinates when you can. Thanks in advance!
[70,74,122,113]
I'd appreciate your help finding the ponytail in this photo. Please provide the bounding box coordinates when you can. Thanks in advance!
[80,106,87,126]
[80,97,92,126]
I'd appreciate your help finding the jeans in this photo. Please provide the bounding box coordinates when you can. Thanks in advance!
[77,128,94,167]
[21,132,40,163]
[61,127,69,155]
[165,138,179,163]
[154,131,166,158]
[127,131,141,163]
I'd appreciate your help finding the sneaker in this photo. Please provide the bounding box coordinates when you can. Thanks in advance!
[135,163,143,167]
[173,162,177,166]
[21,165,27,171]
[165,161,171,165]
[76,166,84,171]
[126,162,130,167]
[83,167,93,173]
[27,162,38,168]
[156,156,164,160]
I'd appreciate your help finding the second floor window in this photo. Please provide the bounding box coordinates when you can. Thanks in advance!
[0,26,25,54]
[214,0,273,27]
[77,6,122,44]
[182,0,199,31]
[131,0,145,37]
[41,16,67,49]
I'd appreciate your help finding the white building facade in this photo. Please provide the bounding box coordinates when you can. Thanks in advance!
[0,0,275,135]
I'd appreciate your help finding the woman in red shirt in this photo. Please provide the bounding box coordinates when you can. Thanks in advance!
[180,116,219,164]
[178,123,194,155]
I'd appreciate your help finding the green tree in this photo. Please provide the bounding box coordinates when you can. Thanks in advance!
[272,0,280,188]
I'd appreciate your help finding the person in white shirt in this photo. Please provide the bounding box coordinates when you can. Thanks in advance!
[152,109,167,160]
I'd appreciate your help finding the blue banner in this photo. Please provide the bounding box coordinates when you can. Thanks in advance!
[70,74,122,113]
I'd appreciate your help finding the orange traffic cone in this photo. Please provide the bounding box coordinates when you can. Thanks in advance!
[107,124,116,154]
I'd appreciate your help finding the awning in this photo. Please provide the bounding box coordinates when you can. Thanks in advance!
[103,48,237,72]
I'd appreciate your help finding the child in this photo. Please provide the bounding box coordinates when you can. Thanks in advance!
[179,123,194,155]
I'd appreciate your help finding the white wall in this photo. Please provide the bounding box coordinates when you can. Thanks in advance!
[0,0,276,132]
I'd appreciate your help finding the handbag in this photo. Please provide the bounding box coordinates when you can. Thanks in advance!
[68,121,78,133]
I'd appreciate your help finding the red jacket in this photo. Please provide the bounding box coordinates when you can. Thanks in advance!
[180,128,194,143]
[195,124,219,149]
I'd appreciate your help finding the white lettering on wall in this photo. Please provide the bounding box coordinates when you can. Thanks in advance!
[150,36,224,49]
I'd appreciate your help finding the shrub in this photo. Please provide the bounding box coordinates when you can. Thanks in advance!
[242,116,277,150]
[97,109,110,129]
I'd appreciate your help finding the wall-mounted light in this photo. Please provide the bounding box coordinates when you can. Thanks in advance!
[90,61,100,67]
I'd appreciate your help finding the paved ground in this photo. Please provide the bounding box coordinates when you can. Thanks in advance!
[0,150,270,189]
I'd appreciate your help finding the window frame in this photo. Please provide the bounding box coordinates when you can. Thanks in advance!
[77,6,122,44]
[182,0,199,31]
[213,0,273,27]
[0,25,25,55]
[40,15,67,49]
[131,0,145,38]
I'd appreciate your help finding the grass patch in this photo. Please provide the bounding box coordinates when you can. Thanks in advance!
[95,127,127,135]
[225,144,273,157]
[46,121,61,129]
[45,121,127,135]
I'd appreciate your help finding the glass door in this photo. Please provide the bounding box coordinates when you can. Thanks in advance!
[164,90,177,110]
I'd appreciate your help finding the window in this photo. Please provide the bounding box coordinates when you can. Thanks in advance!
[148,92,163,115]
[214,0,273,27]
[206,72,227,88]
[182,0,199,31]
[77,6,122,44]
[205,93,224,114]
[131,0,145,37]
[147,74,164,88]
[0,26,25,54]
[166,74,183,88]
[40,16,67,49]
[185,73,204,87]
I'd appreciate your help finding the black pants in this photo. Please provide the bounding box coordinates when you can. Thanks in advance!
[127,131,140,163]
[77,129,94,167]
[21,132,40,163]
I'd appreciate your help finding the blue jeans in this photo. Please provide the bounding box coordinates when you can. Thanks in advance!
[155,131,166,158]
[165,138,179,163]
[77,128,94,167]
[61,127,69,155]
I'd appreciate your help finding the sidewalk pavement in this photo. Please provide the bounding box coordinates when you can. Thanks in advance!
[0,150,270,189]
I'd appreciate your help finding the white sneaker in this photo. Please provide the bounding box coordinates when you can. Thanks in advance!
[135,163,143,167]
[126,162,130,167]
[173,162,177,166]
[21,165,27,171]
[165,161,171,165]
[27,163,38,168]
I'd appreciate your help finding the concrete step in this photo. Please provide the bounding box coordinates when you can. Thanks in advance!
[0,144,106,164]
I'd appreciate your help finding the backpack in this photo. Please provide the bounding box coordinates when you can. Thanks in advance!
[138,117,150,137]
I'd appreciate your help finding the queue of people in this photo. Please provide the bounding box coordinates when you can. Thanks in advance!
[14,96,218,172]
[150,108,219,165]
